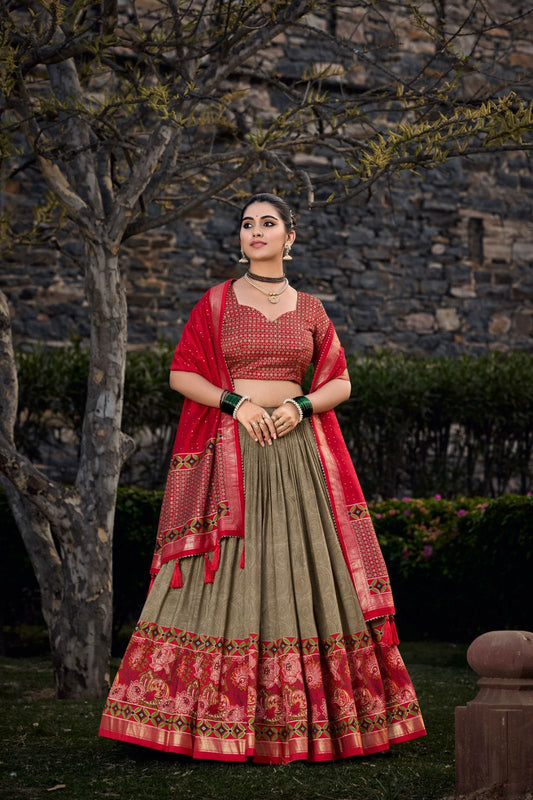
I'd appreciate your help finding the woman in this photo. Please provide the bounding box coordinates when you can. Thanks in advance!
[99,193,426,763]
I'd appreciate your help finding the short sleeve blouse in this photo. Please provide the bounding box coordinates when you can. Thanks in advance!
[221,283,331,383]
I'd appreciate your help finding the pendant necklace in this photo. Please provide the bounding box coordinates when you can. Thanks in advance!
[244,272,289,304]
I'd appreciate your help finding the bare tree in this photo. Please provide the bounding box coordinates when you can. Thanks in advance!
[0,0,532,697]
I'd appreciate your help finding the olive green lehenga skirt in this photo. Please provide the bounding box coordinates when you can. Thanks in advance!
[99,420,426,762]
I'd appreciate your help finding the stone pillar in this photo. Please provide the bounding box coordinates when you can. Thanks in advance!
[455,630,533,798]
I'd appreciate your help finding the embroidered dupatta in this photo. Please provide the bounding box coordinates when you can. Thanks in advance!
[151,280,395,621]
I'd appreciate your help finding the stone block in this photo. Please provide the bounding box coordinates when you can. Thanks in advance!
[352,308,379,331]
[511,277,533,300]
[352,332,387,351]
[493,271,513,286]
[359,272,381,290]
[436,307,461,331]
[513,241,533,262]
[445,264,472,283]
[451,285,477,299]
[514,311,533,337]
[484,239,512,262]
[420,279,448,295]
[404,312,435,333]
[489,315,512,336]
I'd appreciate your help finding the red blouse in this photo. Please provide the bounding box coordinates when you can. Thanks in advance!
[221,283,332,383]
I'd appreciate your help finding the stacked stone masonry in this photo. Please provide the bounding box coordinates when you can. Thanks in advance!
[1,1,532,356]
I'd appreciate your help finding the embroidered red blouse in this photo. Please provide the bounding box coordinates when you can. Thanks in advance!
[221,283,331,383]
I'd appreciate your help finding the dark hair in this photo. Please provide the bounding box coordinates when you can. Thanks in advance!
[240,193,296,231]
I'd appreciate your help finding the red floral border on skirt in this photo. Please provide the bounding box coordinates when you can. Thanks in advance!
[99,620,426,763]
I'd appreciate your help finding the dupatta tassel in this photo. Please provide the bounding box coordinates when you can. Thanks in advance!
[381,616,400,646]
[240,542,245,569]
[170,559,183,588]
[204,542,221,584]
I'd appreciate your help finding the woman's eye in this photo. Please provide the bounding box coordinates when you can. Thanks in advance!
[264,220,274,227]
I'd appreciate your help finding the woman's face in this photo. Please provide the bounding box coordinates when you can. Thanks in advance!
[240,201,295,262]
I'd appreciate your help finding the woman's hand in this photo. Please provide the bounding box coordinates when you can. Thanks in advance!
[235,400,277,446]
[270,402,301,438]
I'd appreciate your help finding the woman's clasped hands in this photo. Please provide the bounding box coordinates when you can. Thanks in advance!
[236,400,301,445]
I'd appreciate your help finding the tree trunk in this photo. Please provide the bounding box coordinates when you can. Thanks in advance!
[0,239,134,697]
[53,241,133,698]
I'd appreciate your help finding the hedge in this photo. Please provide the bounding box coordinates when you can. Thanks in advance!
[370,493,532,641]
[338,350,533,498]
[14,344,533,496]
[1,488,530,654]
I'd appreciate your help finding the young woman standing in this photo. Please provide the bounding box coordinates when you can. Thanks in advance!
[99,193,426,763]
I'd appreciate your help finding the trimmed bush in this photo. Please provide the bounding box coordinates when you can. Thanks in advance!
[15,339,181,487]
[14,344,533,495]
[371,494,533,641]
[339,350,533,498]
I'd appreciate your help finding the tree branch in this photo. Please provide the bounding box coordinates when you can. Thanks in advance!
[109,122,175,243]
[122,153,257,239]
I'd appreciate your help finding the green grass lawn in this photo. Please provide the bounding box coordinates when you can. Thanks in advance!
[0,642,476,800]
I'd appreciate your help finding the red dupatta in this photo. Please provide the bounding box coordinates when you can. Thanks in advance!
[151,280,394,621]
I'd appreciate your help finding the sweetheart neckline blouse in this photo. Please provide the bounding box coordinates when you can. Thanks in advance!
[221,282,331,383]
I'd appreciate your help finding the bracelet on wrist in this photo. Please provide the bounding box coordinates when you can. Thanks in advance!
[232,395,251,419]
[220,391,251,418]
[219,389,230,407]
[283,395,313,422]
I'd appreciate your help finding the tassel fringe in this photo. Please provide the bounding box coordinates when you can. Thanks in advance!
[204,553,215,583]
[381,617,400,646]
[204,542,221,584]
[170,559,183,588]
[240,542,245,569]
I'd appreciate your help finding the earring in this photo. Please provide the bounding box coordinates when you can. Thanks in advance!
[283,243,293,261]
[238,249,249,263]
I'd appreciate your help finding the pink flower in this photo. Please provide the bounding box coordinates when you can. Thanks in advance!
[422,545,433,560]
[259,658,280,689]
[150,644,176,674]
[174,691,195,715]
[434,494,442,500]
[304,657,323,689]
[230,662,249,692]
[281,653,301,685]
[375,513,382,518]
[402,496,411,502]
[404,509,411,517]
[457,509,467,517]
[126,680,146,704]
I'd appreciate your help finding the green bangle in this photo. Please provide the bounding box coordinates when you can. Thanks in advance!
[284,395,313,420]
[220,391,242,416]
[220,391,251,418]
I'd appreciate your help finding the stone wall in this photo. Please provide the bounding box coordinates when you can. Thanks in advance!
[2,1,532,356]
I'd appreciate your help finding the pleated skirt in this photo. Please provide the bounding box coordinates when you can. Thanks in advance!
[99,418,426,762]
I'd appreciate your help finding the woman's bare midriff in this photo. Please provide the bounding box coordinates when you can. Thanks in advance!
[233,378,302,408]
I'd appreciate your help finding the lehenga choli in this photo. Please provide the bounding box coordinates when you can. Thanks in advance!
[99,280,426,763]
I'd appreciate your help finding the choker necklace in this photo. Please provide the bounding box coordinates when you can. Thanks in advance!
[246,270,286,284]
[244,272,289,304]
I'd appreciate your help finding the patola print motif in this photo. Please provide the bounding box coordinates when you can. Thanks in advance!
[101,621,423,762]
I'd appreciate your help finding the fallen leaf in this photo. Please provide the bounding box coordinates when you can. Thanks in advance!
[47,785,66,792]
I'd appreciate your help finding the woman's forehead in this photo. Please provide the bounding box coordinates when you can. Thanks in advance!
[242,201,281,220]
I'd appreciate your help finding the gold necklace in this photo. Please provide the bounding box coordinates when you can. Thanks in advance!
[244,272,289,304]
